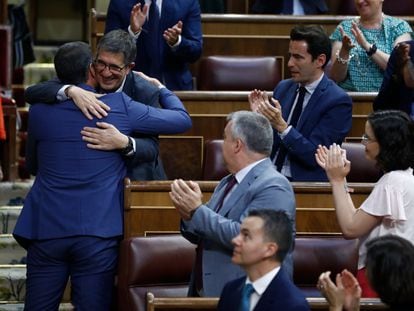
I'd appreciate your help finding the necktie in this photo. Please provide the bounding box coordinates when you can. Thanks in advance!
[239,283,255,311]
[282,0,294,14]
[215,175,237,213]
[274,86,307,172]
[194,175,237,294]
[147,0,161,78]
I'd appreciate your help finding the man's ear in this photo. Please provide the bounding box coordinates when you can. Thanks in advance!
[265,242,278,259]
[88,64,98,88]
[127,62,135,71]
[316,54,327,69]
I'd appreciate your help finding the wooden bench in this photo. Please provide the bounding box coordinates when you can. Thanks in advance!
[175,91,375,115]
[117,234,386,310]
[123,179,373,238]
[89,10,414,52]
[147,295,388,310]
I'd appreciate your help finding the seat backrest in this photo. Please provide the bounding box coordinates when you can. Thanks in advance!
[342,142,382,183]
[293,236,358,297]
[202,139,228,180]
[117,235,196,311]
[197,56,283,91]
[0,25,12,91]
[335,0,414,15]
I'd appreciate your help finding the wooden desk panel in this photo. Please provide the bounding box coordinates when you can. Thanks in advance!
[123,180,373,238]
[176,91,375,115]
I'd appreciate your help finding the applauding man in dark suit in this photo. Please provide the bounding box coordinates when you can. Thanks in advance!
[218,209,310,311]
[249,25,352,181]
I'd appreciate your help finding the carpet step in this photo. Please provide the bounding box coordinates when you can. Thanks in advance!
[0,302,74,310]
[0,265,26,302]
[0,181,32,206]
[0,207,22,235]
[0,265,71,304]
[0,235,26,265]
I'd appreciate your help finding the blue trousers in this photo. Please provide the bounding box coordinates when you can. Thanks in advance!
[24,236,119,311]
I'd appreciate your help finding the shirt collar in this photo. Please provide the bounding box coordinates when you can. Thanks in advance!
[300,72,324,95]
[235,158,267,184]
[246,266,281,296]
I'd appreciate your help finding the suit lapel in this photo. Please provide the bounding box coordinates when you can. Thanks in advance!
[296,75,328,130]
[218,160,271,216]
[281,83,298,121]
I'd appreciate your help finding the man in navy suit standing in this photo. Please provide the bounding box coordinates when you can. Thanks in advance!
[218,209,310,311]
[105,0,203,90]
[249,25,352,181]
[13,41,191,310]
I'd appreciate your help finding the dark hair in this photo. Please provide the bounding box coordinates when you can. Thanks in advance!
[54,41,92,84]
[227,111,273,156]
[97,29,137,64]
[248,209,293,262]
[368,110,414,172]
[290,24,331,68]
[365,235,414,309]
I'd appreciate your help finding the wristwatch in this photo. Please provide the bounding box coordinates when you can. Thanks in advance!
[366,44,377,57]
[120,136,134,156]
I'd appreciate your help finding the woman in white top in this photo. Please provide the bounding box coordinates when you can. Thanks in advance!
[315,110,414,298]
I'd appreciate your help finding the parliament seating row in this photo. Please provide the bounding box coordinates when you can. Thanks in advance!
[123,179,373,238]
[118,234,387,311]
[12,90,373,181]
[233,0,414,15]
[89,10,414,81]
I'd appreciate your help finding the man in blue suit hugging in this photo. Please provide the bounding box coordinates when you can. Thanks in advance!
[13,41,191,310]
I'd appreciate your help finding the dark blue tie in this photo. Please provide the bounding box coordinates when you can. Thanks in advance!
[239,283,255,311]
[282,0,294,14]
[274,86,307,172]
[147,0,161,78]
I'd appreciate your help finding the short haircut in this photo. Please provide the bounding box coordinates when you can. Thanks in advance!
[290,24,331,68]
[248,209,293,262]
[365,235,414,309]
[97,29,137,64]
[226,111,273,156]
[368,110,414,172]
[54,41,92,84]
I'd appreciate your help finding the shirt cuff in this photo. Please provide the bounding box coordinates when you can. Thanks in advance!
[56,85,72,101]
[128,25,141,40]
[125,137,137,156]
[278,125,292,139]
[170,35,182,49]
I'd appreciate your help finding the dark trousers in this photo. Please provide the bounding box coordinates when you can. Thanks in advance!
[24,236,119,311]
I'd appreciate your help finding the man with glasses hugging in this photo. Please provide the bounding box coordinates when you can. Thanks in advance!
[25,29,170,180]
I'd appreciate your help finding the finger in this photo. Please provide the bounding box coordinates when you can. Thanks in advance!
[95,122,112,129]
[80,108,93,120]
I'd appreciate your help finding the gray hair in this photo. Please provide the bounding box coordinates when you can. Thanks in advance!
[97,29,136,64]
[227,111,273,156]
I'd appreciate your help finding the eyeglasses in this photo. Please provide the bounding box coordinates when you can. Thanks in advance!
[361,133,376,145]
[93,59,127,73]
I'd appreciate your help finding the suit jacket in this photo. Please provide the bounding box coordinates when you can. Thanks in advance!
[218,268,310,311]
[272,75,352,181]
[373,40,414,116]
[105,0,203,90]
[24,72,168,180]
[251,0,327,14]
[181,159,296,297]
[14,85,191,246]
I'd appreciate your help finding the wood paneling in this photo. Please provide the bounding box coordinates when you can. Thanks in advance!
[123,180,373,238]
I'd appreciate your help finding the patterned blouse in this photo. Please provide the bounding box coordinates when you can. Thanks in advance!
[330,15,413,92]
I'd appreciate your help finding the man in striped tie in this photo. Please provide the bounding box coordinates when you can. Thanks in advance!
[170,111,295,297]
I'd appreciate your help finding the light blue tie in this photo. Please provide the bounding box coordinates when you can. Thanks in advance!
[239,283,255,311]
